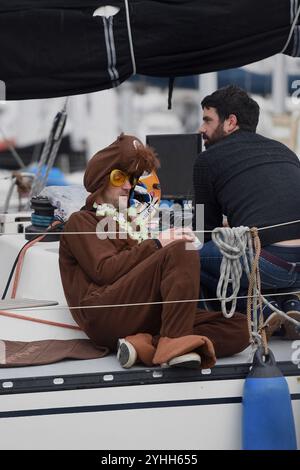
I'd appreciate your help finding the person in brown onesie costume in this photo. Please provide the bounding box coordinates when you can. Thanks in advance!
[59,133,249,369]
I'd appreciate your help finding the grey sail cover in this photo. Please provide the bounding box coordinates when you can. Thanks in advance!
[0,0,299,99]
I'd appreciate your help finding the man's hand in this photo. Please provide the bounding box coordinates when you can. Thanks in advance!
[157,227,197,248]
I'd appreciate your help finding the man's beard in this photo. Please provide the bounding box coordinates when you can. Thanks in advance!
[203,123,226,149]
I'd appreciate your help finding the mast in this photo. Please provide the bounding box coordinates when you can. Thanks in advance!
[272,54,288,114]
[198,72,218,124]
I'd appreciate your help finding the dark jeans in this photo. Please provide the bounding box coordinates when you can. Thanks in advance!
[199,241,300,313]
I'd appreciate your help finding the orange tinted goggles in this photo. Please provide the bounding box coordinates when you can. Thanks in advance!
[109,169,138,187]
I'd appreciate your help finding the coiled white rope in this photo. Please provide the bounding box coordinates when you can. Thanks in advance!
[212,226,253,318]
[212,226,300,344]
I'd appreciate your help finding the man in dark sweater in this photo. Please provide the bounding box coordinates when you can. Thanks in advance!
[193,85,300,338]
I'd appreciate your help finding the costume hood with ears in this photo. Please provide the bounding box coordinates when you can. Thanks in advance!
[84,133,160,210]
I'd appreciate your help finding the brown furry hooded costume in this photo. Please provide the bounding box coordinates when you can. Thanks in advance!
[84,133,160,210]
[59,134,249,368]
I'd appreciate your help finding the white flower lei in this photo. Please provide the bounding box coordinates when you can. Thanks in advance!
[94,202,150,243]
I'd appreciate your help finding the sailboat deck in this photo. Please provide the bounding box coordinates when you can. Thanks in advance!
[0,338,298,397]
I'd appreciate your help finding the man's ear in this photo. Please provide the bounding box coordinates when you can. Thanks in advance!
[225,113,239,132]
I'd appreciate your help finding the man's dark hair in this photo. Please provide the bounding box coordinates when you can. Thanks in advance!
[201,85,260,132]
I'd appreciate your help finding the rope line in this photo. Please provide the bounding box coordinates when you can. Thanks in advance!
[1,218,300,237]
[246,229,268,352]
[0,310,81,330]
[281,2,300,53]
[1,296,299,334]
[11,235,44,299]
[212,226,253,318]
[211,227,270,348]
[4,290,300,311]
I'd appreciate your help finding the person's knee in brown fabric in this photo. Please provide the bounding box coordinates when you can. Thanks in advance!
[193,310,250,358]
[211,312,249,358]
[228,311,249,350]
[163,240,200,280]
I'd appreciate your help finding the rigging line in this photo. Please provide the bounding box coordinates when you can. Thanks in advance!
[35,107,67,195]
[256,219,300,231]
[29,98,68,199]
[0,125,25,169]
[1,236,42,300]
[62,96,69,113]
[9,290,300,312]
[0,310,81,330]
[281,2,300,53]
[2,218,300,237]
[11,235,46,299]
[1,221,64,300]
[30,141,44,165]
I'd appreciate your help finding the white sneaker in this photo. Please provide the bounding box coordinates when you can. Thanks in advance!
[117,339,137,369]
[165,352,201,369]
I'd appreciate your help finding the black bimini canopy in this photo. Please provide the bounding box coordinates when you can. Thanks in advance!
[0,0,299,100]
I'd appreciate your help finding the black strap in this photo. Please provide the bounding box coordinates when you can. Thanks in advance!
[168,77,175,110]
